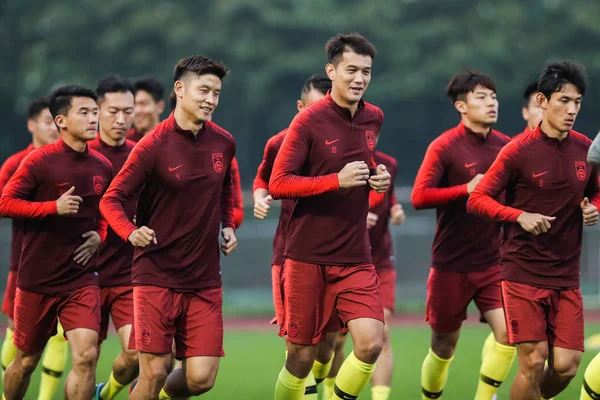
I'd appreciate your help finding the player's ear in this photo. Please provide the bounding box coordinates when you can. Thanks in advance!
[522,107,529,122]
[157,99,165,114]
[454,100,467,115]
[536,92,547,111]
[54,115,67,131]
[325,63,335,81]
[174,82,184,105]
[27,119,36,135]
[297,100,304,112]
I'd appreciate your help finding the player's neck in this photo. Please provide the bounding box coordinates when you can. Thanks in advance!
[100,131,126,147]
[527,122,537,131]
[31,137,43,149]
[330,89,359,117]
[462,118,490,137]
[174,106,203,135]
[540,119,569,140]
[61,132,87,152]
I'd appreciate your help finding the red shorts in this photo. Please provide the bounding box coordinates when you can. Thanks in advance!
[426,265,502,333]
[271,264,284,326]
[2,271,17,320]
[377,268,396,312]
[99,286,134,342]
[13,286,101,354]
[280,260,384,345]
[501,280,584,351]
[129,286,224,359]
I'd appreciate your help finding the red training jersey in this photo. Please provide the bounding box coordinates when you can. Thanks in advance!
[253,129,294,266]
[411,121,510,272]
[88,135,136,287]
[231,157,244,228]
[100,113,236,291]
[126,127,144,143]
[0,144,35,272]
[512,127,529,142]
[0,138,112,295]
[467,126,600,289]
[369,151,398,272]
[269,94,384,265]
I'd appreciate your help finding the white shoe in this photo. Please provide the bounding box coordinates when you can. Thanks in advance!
[491,395,497,400]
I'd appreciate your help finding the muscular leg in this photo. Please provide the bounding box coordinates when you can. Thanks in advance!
[540,346,581,399]
[163,356,219,397]
[371,309,393,399]
[129,352,172,400]
[64,328,99,400]
[509,341,548,400]
[3,349,43,400]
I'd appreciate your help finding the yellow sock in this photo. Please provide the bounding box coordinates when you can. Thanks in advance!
[1,327,16,378]
[323,377,335,400]
[475,340,516,400]
[37,325,68,400]
[158,388,173,399]
[581,352,600,399]
[332,351,376,400]
[372,385,391,400]
[275,366,307,400]
[100,372,126,400]
[312,357,333,385]
[421,348,453,399]
[303,370,317,399]
[481,331,495,362]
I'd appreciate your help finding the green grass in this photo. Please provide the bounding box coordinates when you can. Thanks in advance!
[3,323,600,399]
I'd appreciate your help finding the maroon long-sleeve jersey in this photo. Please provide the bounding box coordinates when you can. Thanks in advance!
[369,151,398,272]
[231,157,244,228]
[100,113,236,291]
[467,127,600,289]
[88,135,136,287]
[269,94,384,265]
[253,129,294,266]
[0,144,35,272]
[0,138,112,295]
[411,121,510,272]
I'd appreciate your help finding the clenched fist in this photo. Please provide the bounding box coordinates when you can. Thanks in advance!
[128,226,157,247]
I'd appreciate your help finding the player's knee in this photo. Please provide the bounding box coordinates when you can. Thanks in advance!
[353,335,383,364]
[521,351,547,375]
[187,368,218,396]
[431,333,458,359]
[143,363,168,387]
[71,346,98,371]
[286,346,317,377]
[552,356,581,380]
[18,354,41,374]
[123,348,139,369]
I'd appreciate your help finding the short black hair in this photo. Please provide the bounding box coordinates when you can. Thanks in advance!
[169,90,177,111]
[538,60,587,100]
[446,70,497,103]
[522,82,539,107]
[325,33,376,65]
[301,73,332,97]
[96,76,134,103]
[49,85,97,119]
[27,97,50,120]
[173,55,229,83]
[134,77,165,103]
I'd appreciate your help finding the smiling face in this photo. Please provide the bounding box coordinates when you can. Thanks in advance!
[326,50,372,108]
[175,73,222,124]
[134,90,164,133]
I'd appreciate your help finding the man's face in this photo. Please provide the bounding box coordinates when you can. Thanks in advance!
[522,94,543,131]
[456,85,498,126]
[176,74,222,124]
[134,90,163,133]
[538,83,582,133]
[29,108,59,146]
[99,91,134,142]
[56,97,98,142]
[297,89,326,112]
[326,50,372,106]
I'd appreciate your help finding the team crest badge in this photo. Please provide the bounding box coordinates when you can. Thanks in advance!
[575,161,587,181]
[93,176,104,195]
[141,329,151,346]
[212,153,224,173]
[366,131,376,151]
[288,321,298,338]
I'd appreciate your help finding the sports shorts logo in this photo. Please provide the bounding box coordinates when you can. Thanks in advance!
[510,320,519,335]
[13,330,25,348]
[93,176,104,195]
[212,153,224,173]
[141,329,151,346]
[288,320,298,338]
[575,161,586,181]
[365,131,376,151]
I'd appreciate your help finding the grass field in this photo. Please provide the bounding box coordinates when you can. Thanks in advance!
[2,320,599,399]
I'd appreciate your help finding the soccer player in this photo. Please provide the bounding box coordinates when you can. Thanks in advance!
[100,55,237,400]
[324,149,405,400]
[269,33,391,400]
[0,98,67,400]
[127,77,165,142]
[0,85,112,399]
[467,60,600,400]
[253,73,332,398]
[88,76,138,400]
[514,82,543,139]
[580,132,600,400]
[411,71,515,400]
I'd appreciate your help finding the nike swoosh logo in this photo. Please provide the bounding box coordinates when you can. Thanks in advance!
[325,139,340,145]
[464,162,478,168]
[168,165,183,172]
[532,171,548,178]
[55,182,70,187]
